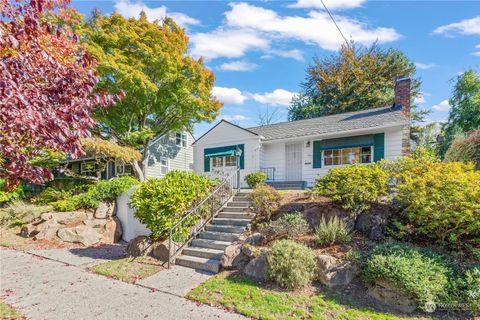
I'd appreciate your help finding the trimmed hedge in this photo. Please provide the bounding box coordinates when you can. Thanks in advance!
[244,172,267,189]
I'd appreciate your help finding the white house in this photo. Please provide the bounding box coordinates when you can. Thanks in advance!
[193,77,412,188]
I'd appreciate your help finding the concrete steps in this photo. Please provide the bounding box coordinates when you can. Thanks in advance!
[174,192,253,273]
[265,181,306,190]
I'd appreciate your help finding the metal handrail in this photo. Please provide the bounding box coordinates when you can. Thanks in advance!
[167,168,241,268]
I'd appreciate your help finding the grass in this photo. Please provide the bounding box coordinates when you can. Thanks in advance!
[187,273,433,320]
[0,301,25,319]
[89,256,165,283]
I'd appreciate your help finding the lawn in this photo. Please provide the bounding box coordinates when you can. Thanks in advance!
[187,273,433,320]
[89,256,164,283]
[0,301,26,320]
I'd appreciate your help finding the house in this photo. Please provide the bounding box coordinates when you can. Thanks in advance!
[193,77,412,188]
[62,131,194,179]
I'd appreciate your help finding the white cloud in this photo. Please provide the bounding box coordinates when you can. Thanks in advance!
[219,114,249,122]
[431,100,451,112]
[114,0,199,27]
[219,60,258,71]
[190,28,269,60]
[251,89,297,106]
[225,3,400,51]
[473,51,480,57]
[212,87,248,105]
[263,49,304,61]
[415,62,435,70]
[433,16,480,36]
[288,0,366,10]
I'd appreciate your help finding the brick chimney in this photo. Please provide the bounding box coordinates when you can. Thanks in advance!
[395,76,411,156]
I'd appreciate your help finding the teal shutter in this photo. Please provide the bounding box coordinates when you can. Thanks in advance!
[373,133,385,162]
[312,141,322,168]
[204,144,245,171]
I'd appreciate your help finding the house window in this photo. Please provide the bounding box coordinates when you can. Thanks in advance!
[160,158,169,175]
[80,162,96,176]
[323,146,372,167]
[176,133,187,147]
[212,156,223,168]
[211,155,237,169]
[225,155,237,167]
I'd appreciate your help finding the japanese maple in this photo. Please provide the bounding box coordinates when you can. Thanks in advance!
[0,0,118,189]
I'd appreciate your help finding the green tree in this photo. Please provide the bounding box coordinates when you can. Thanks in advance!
[81,11,222,180]
[288,43,426,139]
[439,69,480,156]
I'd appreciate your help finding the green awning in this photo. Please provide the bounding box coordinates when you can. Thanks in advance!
[204,150,236,157]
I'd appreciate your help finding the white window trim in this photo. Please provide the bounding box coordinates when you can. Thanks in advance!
[322,146,374,168]
[159,157,169,175]
[210,155,237,171]
[80,162,96,175]
[175,132,187,147]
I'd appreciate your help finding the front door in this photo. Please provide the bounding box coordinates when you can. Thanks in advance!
[285,142,302,181]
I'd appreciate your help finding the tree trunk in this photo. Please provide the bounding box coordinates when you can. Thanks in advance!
[132,161,145,182]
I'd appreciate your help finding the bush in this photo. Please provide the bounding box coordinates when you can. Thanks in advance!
[131,171,215,240]
[267,240,317,289]
[362,242,456,310]
[45,176,95,194]
[51,176,139,211]
[396,161,480,244]
[445,129,480,169]
[33,187,71,205]
[313,164,388,216]
[0,179,23,205]
[244,172,267,188]
[258,212,309,241]
[249,184,282,222]
[464,266,480,314]
[315,216,351,246]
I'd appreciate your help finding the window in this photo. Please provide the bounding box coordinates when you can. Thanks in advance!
[212,156,223,168]
[80,162,96,176]
[225,155,237,167]
[160,158,168,175]
[175,133,187,147]
[323,146,372,166]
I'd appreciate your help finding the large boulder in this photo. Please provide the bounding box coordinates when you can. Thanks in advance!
[244,252,268,281]
[54,211,88,225]
[126,236,153,257]
[34,220,60,240]
[57,225,102,247]
[20,224,37,238]
[100,217,122,244]
[94,202,116,219]
[355,213,388,241]
[316,254,357,288]
[221,243,250,270]
[151,240,176,262]
[367,280,417,313]
[244,233,264,246]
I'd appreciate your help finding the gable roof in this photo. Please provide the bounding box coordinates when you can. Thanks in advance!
[192,119,258,145]
[248,105,407,141]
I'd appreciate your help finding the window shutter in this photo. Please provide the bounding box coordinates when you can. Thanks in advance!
[204,152,210,172]
[373,133,385,161]
[312,140,322,168]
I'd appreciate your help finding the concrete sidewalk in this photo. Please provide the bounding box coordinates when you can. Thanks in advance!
[0,249,246,320]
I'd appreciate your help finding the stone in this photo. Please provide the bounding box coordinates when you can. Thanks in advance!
[57,225,102,247]
[100,217,123,244]
[20,224,37,238]
[244,233,264,246]
[244,252,268,281]
[126,236,153,257]
[355,213,388,241]
[34,220,60,240]
[221,243,250,270]
[316,255,357,288]
[151,240,176,262]
[54,211,87,225]
[241,243,258,258]
[94,202,115,219]
[367,280,417,313]
[83,218,108,229]
[40,212,55,222]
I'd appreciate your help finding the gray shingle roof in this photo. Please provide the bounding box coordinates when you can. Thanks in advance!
[247,105,407,141]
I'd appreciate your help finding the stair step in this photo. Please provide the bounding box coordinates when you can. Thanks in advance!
[222,206,249,212]
[175,255,220,273]
[191,238,231,250]
[182,246,224,260]
[206,224,246,233]
[217,212,252,219]
[199,231,240,242]
[227,201,249,207]
[213,217,251,226]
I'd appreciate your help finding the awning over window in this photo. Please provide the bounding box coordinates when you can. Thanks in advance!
[204,150,236,157]
[319,134,374,150]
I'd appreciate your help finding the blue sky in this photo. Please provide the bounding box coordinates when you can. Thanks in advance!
[71,0,480,137]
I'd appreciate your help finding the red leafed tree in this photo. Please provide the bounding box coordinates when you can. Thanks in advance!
[0,0,117,189]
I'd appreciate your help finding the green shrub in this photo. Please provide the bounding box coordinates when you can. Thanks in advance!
[249,184,282,222]
[131,171,215,240]
[445,129,480,169]
[464,266,480,314]
[258,212,309,241]
[395,161,480,244]
[45,176,95,194]
[313,164,388,216]
[244,172,267,188]
[362,242,456,310]
[315,216,351,246]
[267,240,317,289]
[33,188,71,205]
[0,179,24,205]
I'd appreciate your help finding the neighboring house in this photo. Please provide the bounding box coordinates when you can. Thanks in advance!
[193,77,412,188]
[62,131,194,179]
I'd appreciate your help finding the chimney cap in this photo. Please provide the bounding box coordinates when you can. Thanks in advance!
[396,75,411,82]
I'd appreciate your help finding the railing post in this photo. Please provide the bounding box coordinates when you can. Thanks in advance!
[168,229,172,269]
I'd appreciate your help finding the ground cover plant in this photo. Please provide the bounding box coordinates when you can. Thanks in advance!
[315,215,351,246]
[245,172,267,188]
[89,257,164,283]
[0,301,26,320]
[258,212,309,242]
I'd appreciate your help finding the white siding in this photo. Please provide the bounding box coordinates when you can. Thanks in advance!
[193,121,261,187]
[145,132,194,179]
[384,128,403,161]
